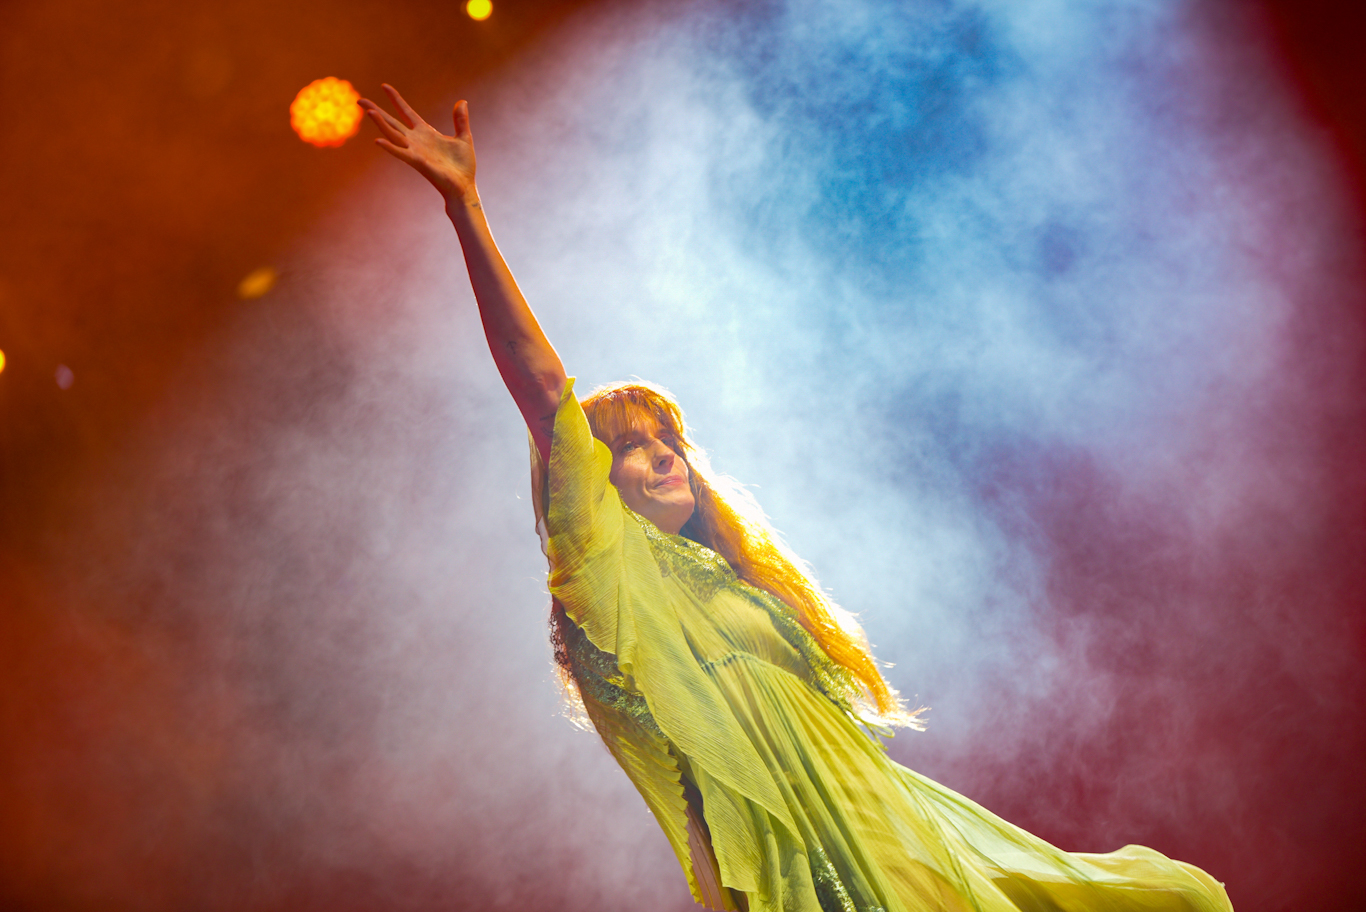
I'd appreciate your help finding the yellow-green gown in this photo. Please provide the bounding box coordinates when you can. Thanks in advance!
[533,380,1234,912]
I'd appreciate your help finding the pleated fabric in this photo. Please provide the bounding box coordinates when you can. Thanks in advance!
[533,379,1234,912]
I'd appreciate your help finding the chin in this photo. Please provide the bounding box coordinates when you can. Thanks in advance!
[657,502,695,535]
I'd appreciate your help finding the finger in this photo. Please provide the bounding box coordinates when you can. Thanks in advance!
[361,99,409,134]
[374,137,418,163]
[364,108,408,147]
[381,83,425,129]
[452,100,472,142]
[361,105,410,147]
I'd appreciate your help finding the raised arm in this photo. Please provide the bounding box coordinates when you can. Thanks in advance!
[359,84,566,462]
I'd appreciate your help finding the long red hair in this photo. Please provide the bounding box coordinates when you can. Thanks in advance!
[554,380,924,729]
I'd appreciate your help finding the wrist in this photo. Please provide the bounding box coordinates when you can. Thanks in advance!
[445,187,483,220]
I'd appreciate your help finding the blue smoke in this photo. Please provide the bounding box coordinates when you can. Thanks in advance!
[458,0,1314,748]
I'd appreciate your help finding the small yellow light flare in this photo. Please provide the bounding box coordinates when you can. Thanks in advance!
[290,77,363,147]
[466,0,492,21]
[0,349,6,374]
[237,266,279,300]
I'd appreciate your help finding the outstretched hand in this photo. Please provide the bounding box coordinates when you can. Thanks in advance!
[359,84,477,203]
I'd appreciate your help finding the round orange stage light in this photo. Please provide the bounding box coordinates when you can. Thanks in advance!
[0,349,6,374]
[290,77,362,148]
[466,0,492,21]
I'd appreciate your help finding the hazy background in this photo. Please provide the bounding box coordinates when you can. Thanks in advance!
[2,0,1364,910]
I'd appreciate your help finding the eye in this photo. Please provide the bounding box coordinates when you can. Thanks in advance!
[619,441,638,454]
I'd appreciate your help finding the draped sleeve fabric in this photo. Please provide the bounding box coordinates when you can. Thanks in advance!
[533,380,801,904]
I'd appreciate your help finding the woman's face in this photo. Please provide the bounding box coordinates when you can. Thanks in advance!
[608,422,696,534]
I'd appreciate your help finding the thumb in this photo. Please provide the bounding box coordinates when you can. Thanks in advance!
[453,100,472,141]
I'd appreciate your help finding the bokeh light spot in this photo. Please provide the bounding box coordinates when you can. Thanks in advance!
[290,77,362,148]
[466,0,492,21]
[237,266,279,300]
[0,349,6,374]
[55,364,73,390]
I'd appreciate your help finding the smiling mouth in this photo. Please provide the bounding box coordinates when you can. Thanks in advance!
[653,476,685,489]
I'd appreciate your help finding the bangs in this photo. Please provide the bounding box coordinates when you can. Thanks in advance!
[582,382,689,451]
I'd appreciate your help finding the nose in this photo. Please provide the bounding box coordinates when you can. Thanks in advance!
[650,440,675,471]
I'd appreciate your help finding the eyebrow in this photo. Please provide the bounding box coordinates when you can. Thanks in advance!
[610,425,668,448]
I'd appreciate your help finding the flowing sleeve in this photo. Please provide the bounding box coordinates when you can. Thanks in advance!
[530,378,636,657]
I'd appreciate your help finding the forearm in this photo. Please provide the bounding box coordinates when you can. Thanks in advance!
[357,87,565,455]
[447,192,567,456]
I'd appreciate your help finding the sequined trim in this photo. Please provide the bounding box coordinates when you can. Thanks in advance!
[811,846,868,912]
[564,617,664,739]
[634,510,735,603]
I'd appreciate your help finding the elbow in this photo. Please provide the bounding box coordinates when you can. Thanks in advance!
[519,366,565,417]
[532,364,567,402]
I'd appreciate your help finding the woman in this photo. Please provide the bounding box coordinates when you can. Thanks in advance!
[358,85,1235,912]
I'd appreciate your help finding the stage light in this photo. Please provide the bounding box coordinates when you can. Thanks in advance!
[466,0,492,21]
[237,266,278,299]
[290,77,362,148]
[0,349,5,374]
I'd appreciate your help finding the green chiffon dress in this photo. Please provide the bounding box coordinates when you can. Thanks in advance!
[533,380,1234,912]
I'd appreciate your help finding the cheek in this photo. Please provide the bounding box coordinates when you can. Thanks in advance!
[609,456,644,491]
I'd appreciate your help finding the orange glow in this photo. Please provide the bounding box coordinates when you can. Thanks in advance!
[466,0,492,21]
[290,77,362,148]
[0,349,5,374]
[237,266,278,299]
